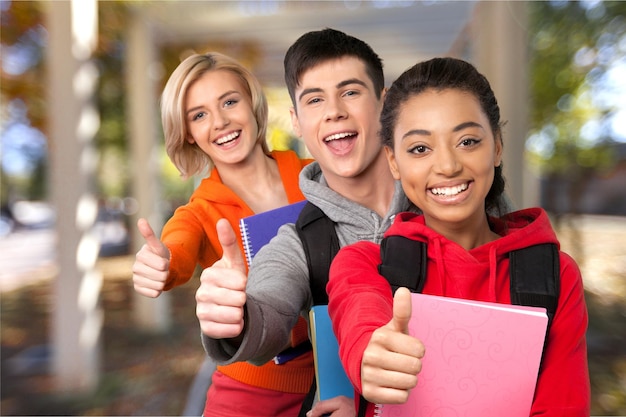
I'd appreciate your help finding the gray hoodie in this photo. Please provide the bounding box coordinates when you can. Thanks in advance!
[202,161,415,365]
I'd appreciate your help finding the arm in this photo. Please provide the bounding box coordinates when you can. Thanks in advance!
[530,253,590,416]
[327,243,425,404]
[133,202,213,296]
[200,221,312,365]
[161,203,218,290]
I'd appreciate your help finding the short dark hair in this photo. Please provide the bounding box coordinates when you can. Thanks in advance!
[380,57,506,214]
[283,28,384,108]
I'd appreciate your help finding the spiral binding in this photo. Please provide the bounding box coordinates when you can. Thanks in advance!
[373,403,383,416]
[239,220,253,267]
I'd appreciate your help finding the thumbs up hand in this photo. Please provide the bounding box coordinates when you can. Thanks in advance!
[360,287,425,404]
[132,218,171,298]
[196,218,248,340]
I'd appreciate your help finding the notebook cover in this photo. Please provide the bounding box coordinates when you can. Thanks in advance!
[375,293,548,417]
[238,200,307,267]
[309,305,355,401]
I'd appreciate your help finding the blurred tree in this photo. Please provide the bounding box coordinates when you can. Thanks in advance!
[529,3,626,414]
[1,1,300,206]
[1,1,47,202]
[95,1,131,198]
[0,0,46,131]
[527,0,626,215]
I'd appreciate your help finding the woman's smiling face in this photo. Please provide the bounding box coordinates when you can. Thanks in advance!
[184,69,259,168]
[386,88,503,232]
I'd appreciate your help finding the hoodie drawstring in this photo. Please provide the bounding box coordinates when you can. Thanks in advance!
[433,239,447,295]
[488,245,498,301]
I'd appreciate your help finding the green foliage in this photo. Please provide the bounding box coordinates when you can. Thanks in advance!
[528,1,626,176]
[0,1,46,132]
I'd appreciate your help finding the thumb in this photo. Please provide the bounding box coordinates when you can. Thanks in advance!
[216,218,246,272]
[391,287,412,335]
[137,218,169,258]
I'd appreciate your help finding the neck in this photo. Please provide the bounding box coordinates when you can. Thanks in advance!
[216,148,288,213]
[427,212,498,251]
[325,152,396,218]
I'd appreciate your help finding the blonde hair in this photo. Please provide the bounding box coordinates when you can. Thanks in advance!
[161,52,269,178]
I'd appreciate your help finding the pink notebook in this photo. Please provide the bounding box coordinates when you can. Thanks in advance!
[375,293,548,417]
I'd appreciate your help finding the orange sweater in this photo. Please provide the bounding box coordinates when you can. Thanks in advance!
[161,150,314,393]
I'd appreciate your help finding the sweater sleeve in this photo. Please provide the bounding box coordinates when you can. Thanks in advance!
[530,252,590,416]
[327,241,395,393]
[161,203,216,291]
[202,223,312,365]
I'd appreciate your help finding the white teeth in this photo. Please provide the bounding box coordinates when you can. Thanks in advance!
[324,132,355,142]
[216,131,240,145]
[431,183,468,196]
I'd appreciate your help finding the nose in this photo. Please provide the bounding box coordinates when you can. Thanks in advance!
[214,110,230,129]
[434,146,462,176]
[324,97,348,121]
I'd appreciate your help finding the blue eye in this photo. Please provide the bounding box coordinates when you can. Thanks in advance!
[192,111,206,121]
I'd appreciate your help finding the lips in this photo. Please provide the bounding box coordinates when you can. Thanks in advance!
[324,131,357,142]
[430,182,469,196]
[214,131,241,145]
[323,131,357,153]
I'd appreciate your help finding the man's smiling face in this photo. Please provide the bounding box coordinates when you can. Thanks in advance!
[290,56,385,186]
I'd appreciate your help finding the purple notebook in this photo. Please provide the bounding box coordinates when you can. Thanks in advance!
[238,200,307,267]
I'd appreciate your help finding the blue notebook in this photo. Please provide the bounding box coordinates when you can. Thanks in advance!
[309,305,355,401]
[239,200,307,267]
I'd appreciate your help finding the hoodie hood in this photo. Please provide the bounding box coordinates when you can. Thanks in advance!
[189,150,308,209]
[192,168,245,207]
[298,162,416,245]
[384,208,559,302]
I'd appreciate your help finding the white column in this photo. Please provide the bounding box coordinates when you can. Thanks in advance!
[46,0,102,392]
[471,1,538,209]
[126,11,171,332]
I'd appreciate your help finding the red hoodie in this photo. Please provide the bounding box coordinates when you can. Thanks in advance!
[327,208,590,417]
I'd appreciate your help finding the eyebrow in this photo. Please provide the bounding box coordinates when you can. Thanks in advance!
[402,121,484,140]
[297,78,368,103]
[186,90,239,116]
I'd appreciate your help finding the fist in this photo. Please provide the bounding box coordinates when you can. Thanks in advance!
[196,218,248,339]
[132,218,170,298]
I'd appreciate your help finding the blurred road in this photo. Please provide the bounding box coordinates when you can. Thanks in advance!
[0,228,57,292]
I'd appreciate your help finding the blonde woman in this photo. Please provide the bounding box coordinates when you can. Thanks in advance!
[132,52,313,416]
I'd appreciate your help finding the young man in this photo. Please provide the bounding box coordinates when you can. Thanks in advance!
[195,28,416,416]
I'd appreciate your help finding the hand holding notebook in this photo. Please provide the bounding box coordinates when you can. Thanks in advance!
[374,292,548,417]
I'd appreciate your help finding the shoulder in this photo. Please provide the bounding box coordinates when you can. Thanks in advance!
[334,240,381,267]
[271,150,313,168]
[188,176,243,208]
[558,251,583,290]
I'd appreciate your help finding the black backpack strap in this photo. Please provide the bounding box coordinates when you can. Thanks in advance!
[378,235,427,294]
[297,377,317,417]
[509,243,560,333]
[295,202,340,305]
[296,202,340,417]
[357,395,369,417]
